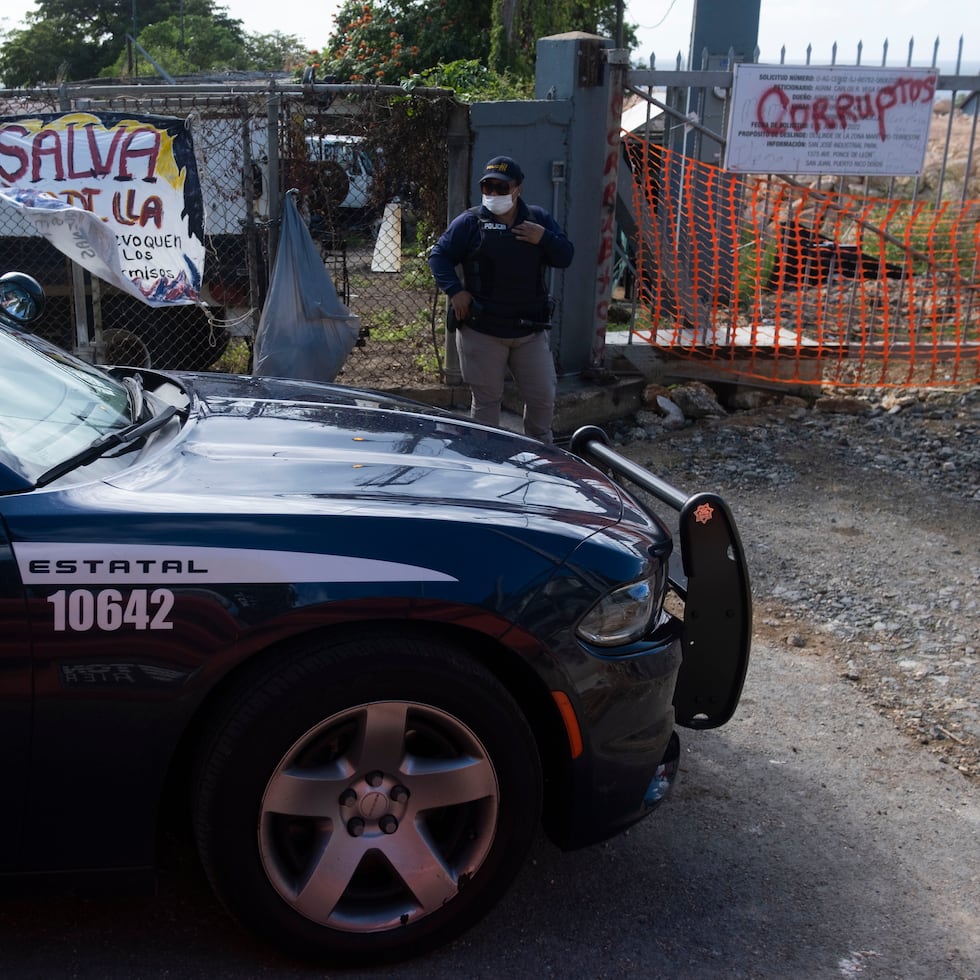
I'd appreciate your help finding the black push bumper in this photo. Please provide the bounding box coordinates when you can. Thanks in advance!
[569,426,752,729]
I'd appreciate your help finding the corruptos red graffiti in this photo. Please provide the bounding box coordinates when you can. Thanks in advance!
[756,74,936,142]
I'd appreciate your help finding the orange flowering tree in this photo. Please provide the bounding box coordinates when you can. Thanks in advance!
[310,0,630,86]
[314,0,490,84]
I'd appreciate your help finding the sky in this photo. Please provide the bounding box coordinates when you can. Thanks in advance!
[2,0,978,70]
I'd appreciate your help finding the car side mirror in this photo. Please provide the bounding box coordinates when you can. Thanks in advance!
[0,272,46,328]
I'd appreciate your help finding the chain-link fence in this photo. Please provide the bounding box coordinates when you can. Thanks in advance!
[273,87,457,389]
[0,78,460,389]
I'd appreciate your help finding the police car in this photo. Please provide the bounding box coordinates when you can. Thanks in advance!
[0,272,751,966]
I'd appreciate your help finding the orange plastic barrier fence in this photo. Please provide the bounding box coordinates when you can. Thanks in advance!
[622,135,980,389]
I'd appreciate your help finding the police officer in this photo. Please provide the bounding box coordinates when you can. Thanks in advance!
[429,155,574,444]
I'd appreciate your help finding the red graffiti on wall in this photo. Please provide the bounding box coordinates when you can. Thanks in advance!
[593,86,623,364]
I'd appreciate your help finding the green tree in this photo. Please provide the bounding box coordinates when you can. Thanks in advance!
[245,32,310,72]
[0,0,304,86]
[401,59,532,102]
[314,0,634,86]
[0,0,194,84]
[490,1,638,76]
[101,17,306,78]
[0,16,106,86]
[312,0,489,84]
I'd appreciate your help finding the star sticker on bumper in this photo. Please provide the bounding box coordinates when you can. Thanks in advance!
[693,502,715,525]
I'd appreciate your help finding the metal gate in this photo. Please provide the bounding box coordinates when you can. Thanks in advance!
[615,40,980,388]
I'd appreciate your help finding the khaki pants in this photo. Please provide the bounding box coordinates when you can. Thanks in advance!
[456,326,557,444]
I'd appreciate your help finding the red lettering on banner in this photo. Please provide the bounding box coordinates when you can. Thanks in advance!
[0,121,164,184]
[117,128,161,181]
[140,195,163,226]
[0,125,29,181]
[62,188,100,210]
[67,123,127,178]
[112,190,164,227]
[32,130,65,181]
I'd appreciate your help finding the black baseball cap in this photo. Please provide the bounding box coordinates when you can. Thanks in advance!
[480,156,524,185]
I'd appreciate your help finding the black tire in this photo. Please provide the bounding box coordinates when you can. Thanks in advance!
[101,328,152,368]
[310,159,350,214]
[193,631,542,966]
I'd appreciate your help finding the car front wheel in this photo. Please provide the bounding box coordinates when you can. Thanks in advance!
[193,631,542,965]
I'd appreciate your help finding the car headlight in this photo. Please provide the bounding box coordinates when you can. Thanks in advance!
[576,574,661,647]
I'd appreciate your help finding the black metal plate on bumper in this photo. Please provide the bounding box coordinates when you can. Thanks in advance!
[671,492,752,729]
[567,427,752,731]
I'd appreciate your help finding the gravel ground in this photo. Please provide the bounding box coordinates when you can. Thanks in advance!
[607,383,980,782]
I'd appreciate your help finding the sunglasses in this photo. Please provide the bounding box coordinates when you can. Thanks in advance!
[480,181,512,195]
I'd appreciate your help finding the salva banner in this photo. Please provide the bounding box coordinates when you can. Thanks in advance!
[0,111,206,306]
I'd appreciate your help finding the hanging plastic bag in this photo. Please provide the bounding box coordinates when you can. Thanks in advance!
[252,190,360,382]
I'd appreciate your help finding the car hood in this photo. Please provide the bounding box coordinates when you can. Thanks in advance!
[109,373,630,525]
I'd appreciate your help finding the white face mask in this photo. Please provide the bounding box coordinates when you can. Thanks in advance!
[482,193,514,215]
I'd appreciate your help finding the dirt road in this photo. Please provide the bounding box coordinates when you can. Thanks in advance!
[1,633,976,978]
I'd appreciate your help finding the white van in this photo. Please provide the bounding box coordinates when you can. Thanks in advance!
[305,134,376,211]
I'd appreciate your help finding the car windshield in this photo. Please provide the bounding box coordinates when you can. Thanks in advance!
[0,327,133,483]
[306,136,375,177]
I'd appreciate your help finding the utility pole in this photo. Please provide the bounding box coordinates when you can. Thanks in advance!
[673,0,761,162]
[130,0,138,78]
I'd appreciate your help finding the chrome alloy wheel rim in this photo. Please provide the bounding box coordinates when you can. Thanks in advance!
[258,700,500,932]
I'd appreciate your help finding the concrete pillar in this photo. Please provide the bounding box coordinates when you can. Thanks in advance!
[533,32,618,374]
[464,32,636,377]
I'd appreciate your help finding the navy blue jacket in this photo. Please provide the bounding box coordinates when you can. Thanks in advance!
[428,199,574,323]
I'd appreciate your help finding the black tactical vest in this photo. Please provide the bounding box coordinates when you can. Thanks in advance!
[461,207,550,324]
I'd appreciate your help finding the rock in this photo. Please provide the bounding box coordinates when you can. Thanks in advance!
[669,381,726,418]
[730,388,781,410]
[634,409,662,428]
[814,395,872,415]
[641,383,672,407]
[656,395,686,428]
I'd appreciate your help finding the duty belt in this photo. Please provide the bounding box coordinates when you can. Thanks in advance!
[468,310,553,335]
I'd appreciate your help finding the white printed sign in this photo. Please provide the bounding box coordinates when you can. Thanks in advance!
[723,64,937,176]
